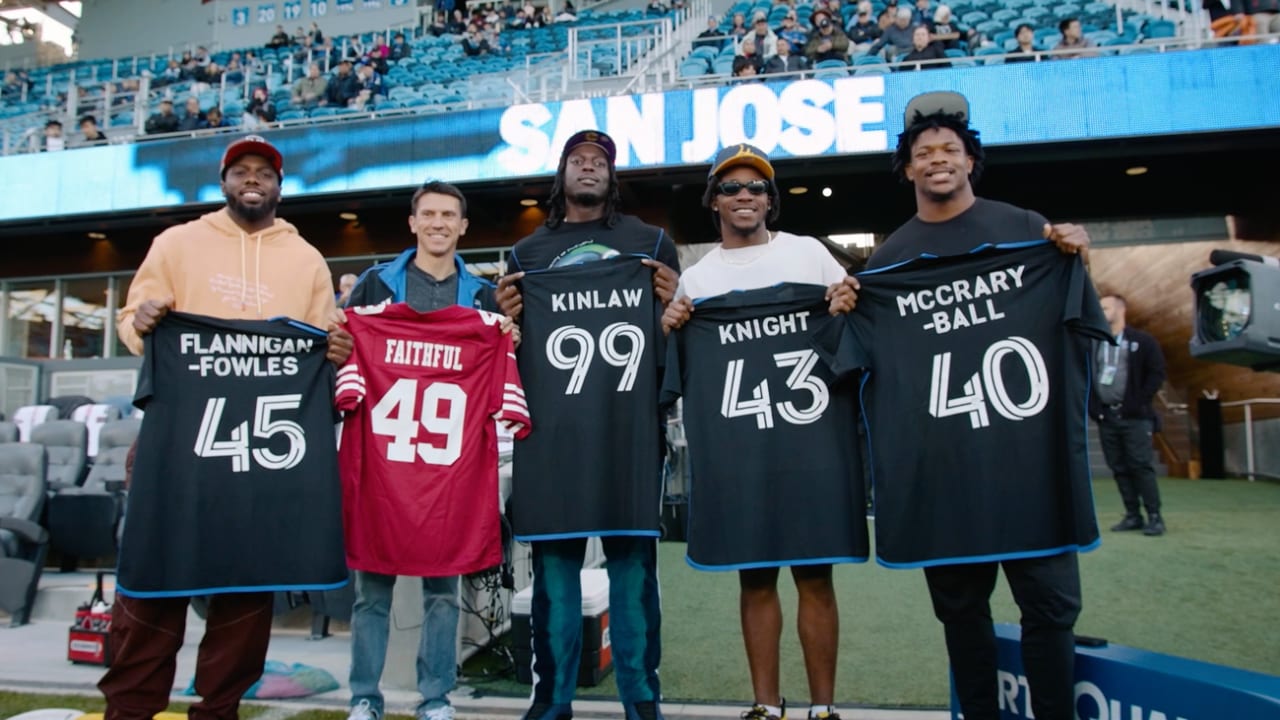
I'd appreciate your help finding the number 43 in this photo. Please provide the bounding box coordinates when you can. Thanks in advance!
[721,350,829,429]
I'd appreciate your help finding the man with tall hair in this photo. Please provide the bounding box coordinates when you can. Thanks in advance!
[495,130,679,720]
[1093,292,1167,536]
[102,135,353,720]
[868,92,1094,720]
[660,144,858,720]
[340,181,500,720]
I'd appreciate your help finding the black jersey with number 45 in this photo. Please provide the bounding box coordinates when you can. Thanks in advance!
[827,242,1111,568]
[663,284,868,570]
[511,257,665,540]
[118,311,347,597]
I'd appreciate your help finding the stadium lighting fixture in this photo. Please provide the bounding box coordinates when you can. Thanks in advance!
[520,198,538,207]
[821,187,833,197]
[1125,166,1149,176]
[339,212,359,221]
[86,232,107,240]
[788,186,809,195]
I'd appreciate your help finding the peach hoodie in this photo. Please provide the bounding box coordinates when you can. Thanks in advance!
[117,207,337,355]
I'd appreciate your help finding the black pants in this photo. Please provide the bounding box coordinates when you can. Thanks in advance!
[1098,415,1161,516]
[924,552,1082,720]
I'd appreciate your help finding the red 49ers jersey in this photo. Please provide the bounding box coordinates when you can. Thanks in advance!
[336,303,530,577]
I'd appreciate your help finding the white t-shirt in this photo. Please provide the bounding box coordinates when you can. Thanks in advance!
[677,231,847,300]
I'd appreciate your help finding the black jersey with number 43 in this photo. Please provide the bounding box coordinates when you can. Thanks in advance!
[829,242,1111,568]
[663,284,868,570]
[118,311,347,597]
[511,256,665,540]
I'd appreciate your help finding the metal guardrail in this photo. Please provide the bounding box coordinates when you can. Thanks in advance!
[1221,397,1280,481]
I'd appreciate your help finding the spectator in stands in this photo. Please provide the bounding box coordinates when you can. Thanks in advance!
[292,35,314,65]
[927,6,977,52]
[347,34,368,60]
[325,59,361,106]
[867,7,917,59]
[42,120,66,152]
[78,115,108,146]
[1,71,24,101]
[764,36,809,73]
[293,26,308,46]
[777,12,808,51]
[736,35,767,72]
[910,0,931,25]
[554,2,577,21]
[178,97,206,132]
[536,7,554,26]
[898,24,948,68]
[447,9,468,33]
[354,62,385,108]
[804,8,850,63]
[508,9,530,29]
[203,62,224,86]
[145,99,180,135]
[199,106,227,130]
[244,86,277,128]
[846,1,882,52]
[316,39,339,64]
[429,12,450,35]
[245,50,266,75]
[194,46,212,68]
[729,11,750,39]
[224,58,245,85]
[309,21,325,46]
[179,51,199,81]
[731,54,760,80]
[155,60,181,87]
[1056,17,1099,58]
[646,0,669,15]
[268,25,291,49]
[389,32,412,60]
[749,12,780,59]
[1005,23,1041,61]
[293,62,327,108]
[462,24,492,55]
[695,16,725,48]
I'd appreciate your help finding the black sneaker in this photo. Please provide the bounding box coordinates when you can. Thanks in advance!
[742,700,787,720]
[1143,514,1166,536]
[626,701,664,720]
[522,703,573,720]
[1110,514,1144,532]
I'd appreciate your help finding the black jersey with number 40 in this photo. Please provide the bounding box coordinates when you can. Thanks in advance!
[511,257,665,540]
[118,311,347,597]
[827,242,1110,568]
[663,284,868,570]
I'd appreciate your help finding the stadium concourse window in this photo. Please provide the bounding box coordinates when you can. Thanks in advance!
[0,274,132,359]
[3,279,55,358]
[62,276,111,358]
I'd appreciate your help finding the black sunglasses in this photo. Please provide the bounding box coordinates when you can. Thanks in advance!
[716,180,770,195]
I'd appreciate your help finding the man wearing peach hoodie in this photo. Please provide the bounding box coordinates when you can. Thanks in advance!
[101,135,353,720]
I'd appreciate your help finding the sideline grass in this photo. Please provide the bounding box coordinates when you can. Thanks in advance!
[0,691,270,719]
[463,478,1280,707]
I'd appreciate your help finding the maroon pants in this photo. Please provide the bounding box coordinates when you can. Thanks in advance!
[99,592,274,720]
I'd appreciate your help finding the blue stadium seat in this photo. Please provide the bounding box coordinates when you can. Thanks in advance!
[853,54,886,64]
[681,61,709,77]
[853,65,889,75]
[991,8,1020,22]
[1144,19,1176,38]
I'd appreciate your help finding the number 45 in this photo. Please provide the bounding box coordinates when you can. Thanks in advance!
[195,394,307,472]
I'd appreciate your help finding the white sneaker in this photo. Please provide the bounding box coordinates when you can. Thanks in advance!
[349,699,380,720]
[421,705,456,720]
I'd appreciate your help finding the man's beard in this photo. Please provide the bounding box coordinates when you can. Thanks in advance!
[226,191,280,223]
[569,187,606,207]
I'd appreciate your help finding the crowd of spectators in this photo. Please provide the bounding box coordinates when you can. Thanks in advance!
[695,0,1194,76]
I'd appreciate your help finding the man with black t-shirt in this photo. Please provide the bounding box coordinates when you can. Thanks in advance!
[660,145,859,720]
[495,130,679,720]
[866,92,1096,720]
[341,181,503,720]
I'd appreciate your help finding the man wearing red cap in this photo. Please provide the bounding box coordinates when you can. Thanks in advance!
[496,130,679,720]
[101,135,353,720]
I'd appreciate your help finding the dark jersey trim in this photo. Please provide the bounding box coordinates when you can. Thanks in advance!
[264,316,329,336]
[518,251,654,276]
[117,578,350,598]
[860,239,1051,276]
[514,529,663,542]
[876,540,1101,570]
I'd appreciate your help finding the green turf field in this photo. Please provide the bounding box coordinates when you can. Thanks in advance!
[461,477,1280,708]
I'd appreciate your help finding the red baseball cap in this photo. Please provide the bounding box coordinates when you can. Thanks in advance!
[220,135,283,178]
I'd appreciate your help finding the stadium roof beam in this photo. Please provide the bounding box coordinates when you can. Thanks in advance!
[0,0,78,32]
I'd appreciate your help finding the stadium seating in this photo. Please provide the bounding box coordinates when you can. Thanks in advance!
[0,422,16,444]
[47,419,139,568]
[0,443,49,627]
[11,405,55,442]
[30,420,89,491]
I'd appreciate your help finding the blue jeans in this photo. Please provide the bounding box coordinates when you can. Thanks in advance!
[349,570,460,715]
[530,536,661,706]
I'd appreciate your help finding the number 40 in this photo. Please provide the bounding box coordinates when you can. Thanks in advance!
[929,336,1049,429]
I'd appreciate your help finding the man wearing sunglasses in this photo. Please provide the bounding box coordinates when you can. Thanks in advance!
[661,145,858,720]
